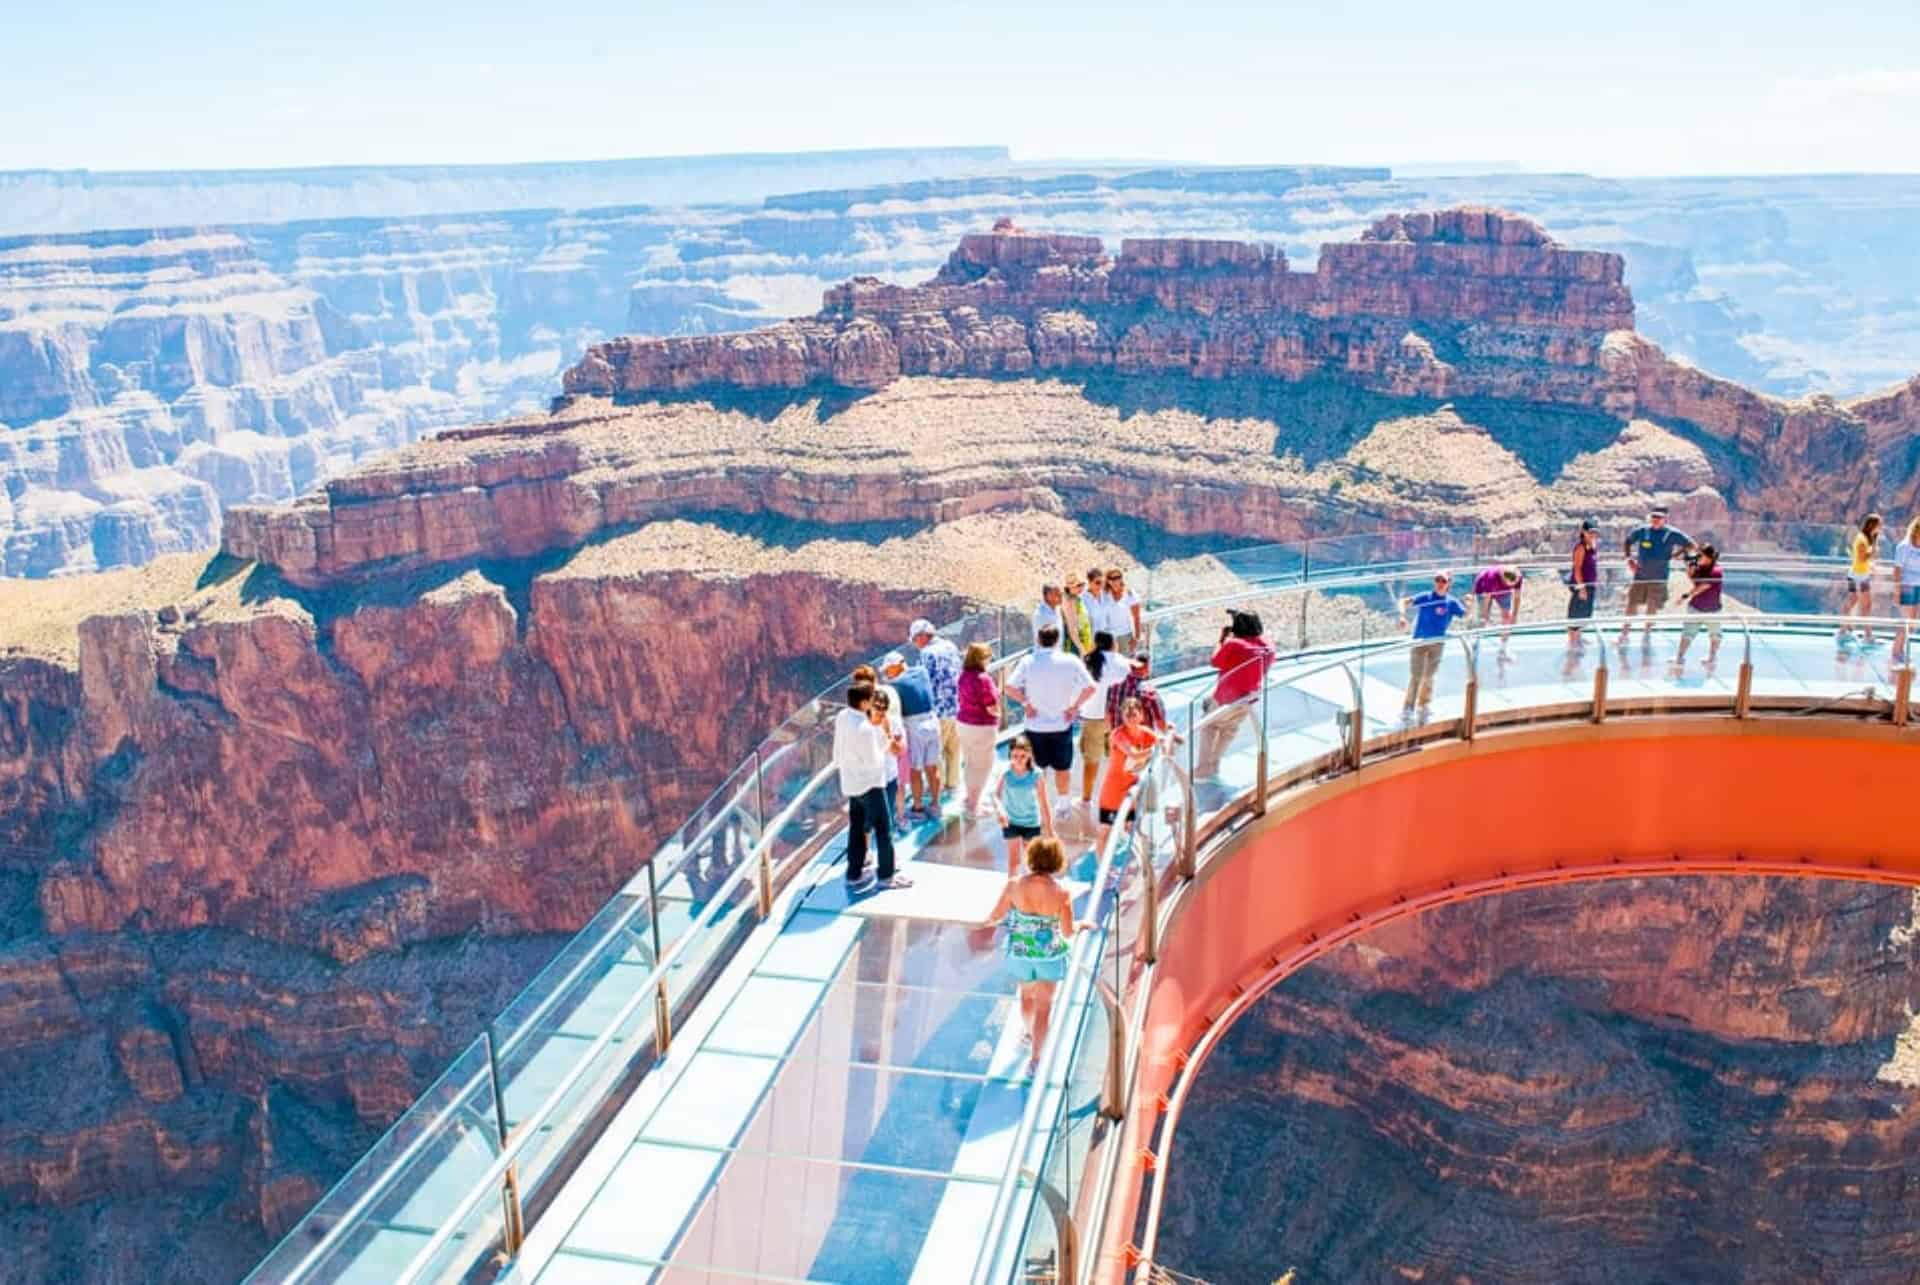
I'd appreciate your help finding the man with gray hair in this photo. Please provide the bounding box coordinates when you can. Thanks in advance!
[882,650,943,820]
[910,618,962,804]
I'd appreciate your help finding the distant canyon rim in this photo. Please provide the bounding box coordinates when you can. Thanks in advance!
[1,201,1918,1282]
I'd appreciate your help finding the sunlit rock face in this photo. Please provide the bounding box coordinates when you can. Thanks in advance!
[0,507,1115,1281]
[0,215,671,577]
[1157,878,1920,1284]
[10,163,1920,579]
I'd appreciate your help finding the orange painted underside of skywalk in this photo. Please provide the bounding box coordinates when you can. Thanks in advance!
[1108,719,1920,1279]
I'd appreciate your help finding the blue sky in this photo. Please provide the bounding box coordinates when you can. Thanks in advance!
[4,0,1918,175]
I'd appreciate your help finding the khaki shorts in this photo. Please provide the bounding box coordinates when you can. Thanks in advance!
[1681,616,1722,641]
[1626,581,1668,610]
[1079,717,1111,762]
[1407,640,1444,689]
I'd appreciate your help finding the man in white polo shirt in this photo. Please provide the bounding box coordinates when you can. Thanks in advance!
[1005,625,1095,811]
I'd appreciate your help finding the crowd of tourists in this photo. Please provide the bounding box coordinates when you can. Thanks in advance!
[831,512,1906,1064]
[1399,506,1915,718]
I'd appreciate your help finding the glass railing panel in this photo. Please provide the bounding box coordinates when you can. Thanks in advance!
[1143,540,1308,615]
[244,1038,500,1284]
[1305,526,1478,578]
[660,848,761,1015]
[1261,663,1354,781]
[761,725,846,875]
[387,1164,509,1285]
[1745,613,1902,707]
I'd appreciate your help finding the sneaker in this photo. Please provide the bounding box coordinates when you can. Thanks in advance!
[878,874,915,890]
[1863,637,1884,649]
[846,873,878,897]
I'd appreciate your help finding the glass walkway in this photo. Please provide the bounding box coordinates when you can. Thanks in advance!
[246,526,1918,1285]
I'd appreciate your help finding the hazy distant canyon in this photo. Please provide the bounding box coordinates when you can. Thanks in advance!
[4,152,1919,577]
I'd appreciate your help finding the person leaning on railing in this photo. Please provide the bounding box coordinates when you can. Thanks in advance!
[1196,610,1274,776]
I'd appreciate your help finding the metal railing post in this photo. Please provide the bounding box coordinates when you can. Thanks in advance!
[653,978,673,1057]
[644,859,664,964]
[1251,679,1270,817]
[483,1030,525,1258]
[1896,666,1914,727]
[756,845,774,919]
[1297,590,1310,651]
[1138,840,1160,966]
[1096,981,1128,1122]
[1459,636,1479,743]
[1343,662,1364,771]
[1177,766,1197,880]
[1734,620,1754,719]
[751,751,767,848]
[1591,652,1609,723]
[1031,1174,1080,1284]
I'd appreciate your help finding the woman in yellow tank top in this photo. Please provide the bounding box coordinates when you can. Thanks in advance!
[1840,513,1883,648]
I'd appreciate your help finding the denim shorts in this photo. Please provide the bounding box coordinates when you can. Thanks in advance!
[1006,952,1068,984]
[1901,586,1920,608]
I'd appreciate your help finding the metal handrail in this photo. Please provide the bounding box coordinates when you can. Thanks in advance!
[391,759,839,1282]
[291,551,1899,1282]
[1110,611,1918,1279]
[1140,552,1862,622]
[970,742,1168,1285]
[266,746,778,1284]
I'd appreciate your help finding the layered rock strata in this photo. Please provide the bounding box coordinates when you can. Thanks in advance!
[215,215,1914,593]
[0,508,1121,1279]
[563,214,1918,522]
[1159,878,1920,1283]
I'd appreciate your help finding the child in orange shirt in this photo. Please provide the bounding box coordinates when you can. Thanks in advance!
[1096,697,1158,850]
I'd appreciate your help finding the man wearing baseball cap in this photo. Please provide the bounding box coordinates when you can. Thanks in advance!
[881,649,942,822]
[1620,505,1694,647]
[909,619,962,807]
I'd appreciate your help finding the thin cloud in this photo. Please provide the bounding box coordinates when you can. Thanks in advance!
[1773,66,1920,107]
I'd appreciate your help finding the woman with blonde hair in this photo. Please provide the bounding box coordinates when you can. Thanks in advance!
[955,642,1002,814]
[1839,513,1884,648]
[1892,517,1920,660]
[981,834,1079,1073]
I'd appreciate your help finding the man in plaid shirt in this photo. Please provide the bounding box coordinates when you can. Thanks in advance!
[1105,651,1175,737]
[910,620,963,804]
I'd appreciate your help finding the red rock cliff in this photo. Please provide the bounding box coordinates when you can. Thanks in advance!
[563,209,1634,399]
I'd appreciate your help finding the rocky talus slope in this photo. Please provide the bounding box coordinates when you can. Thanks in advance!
[1158,878,1920,1283]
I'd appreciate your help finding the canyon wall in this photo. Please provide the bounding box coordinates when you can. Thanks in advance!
[3,204,1916,1281]
[1157,877,1920,1283]
[0,508,1109,1281]
[11,166,1920,579]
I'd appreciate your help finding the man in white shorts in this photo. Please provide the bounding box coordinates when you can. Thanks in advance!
[881,652,944,820]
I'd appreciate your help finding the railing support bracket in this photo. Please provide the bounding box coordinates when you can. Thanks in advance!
[1097,981,1130,1122]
